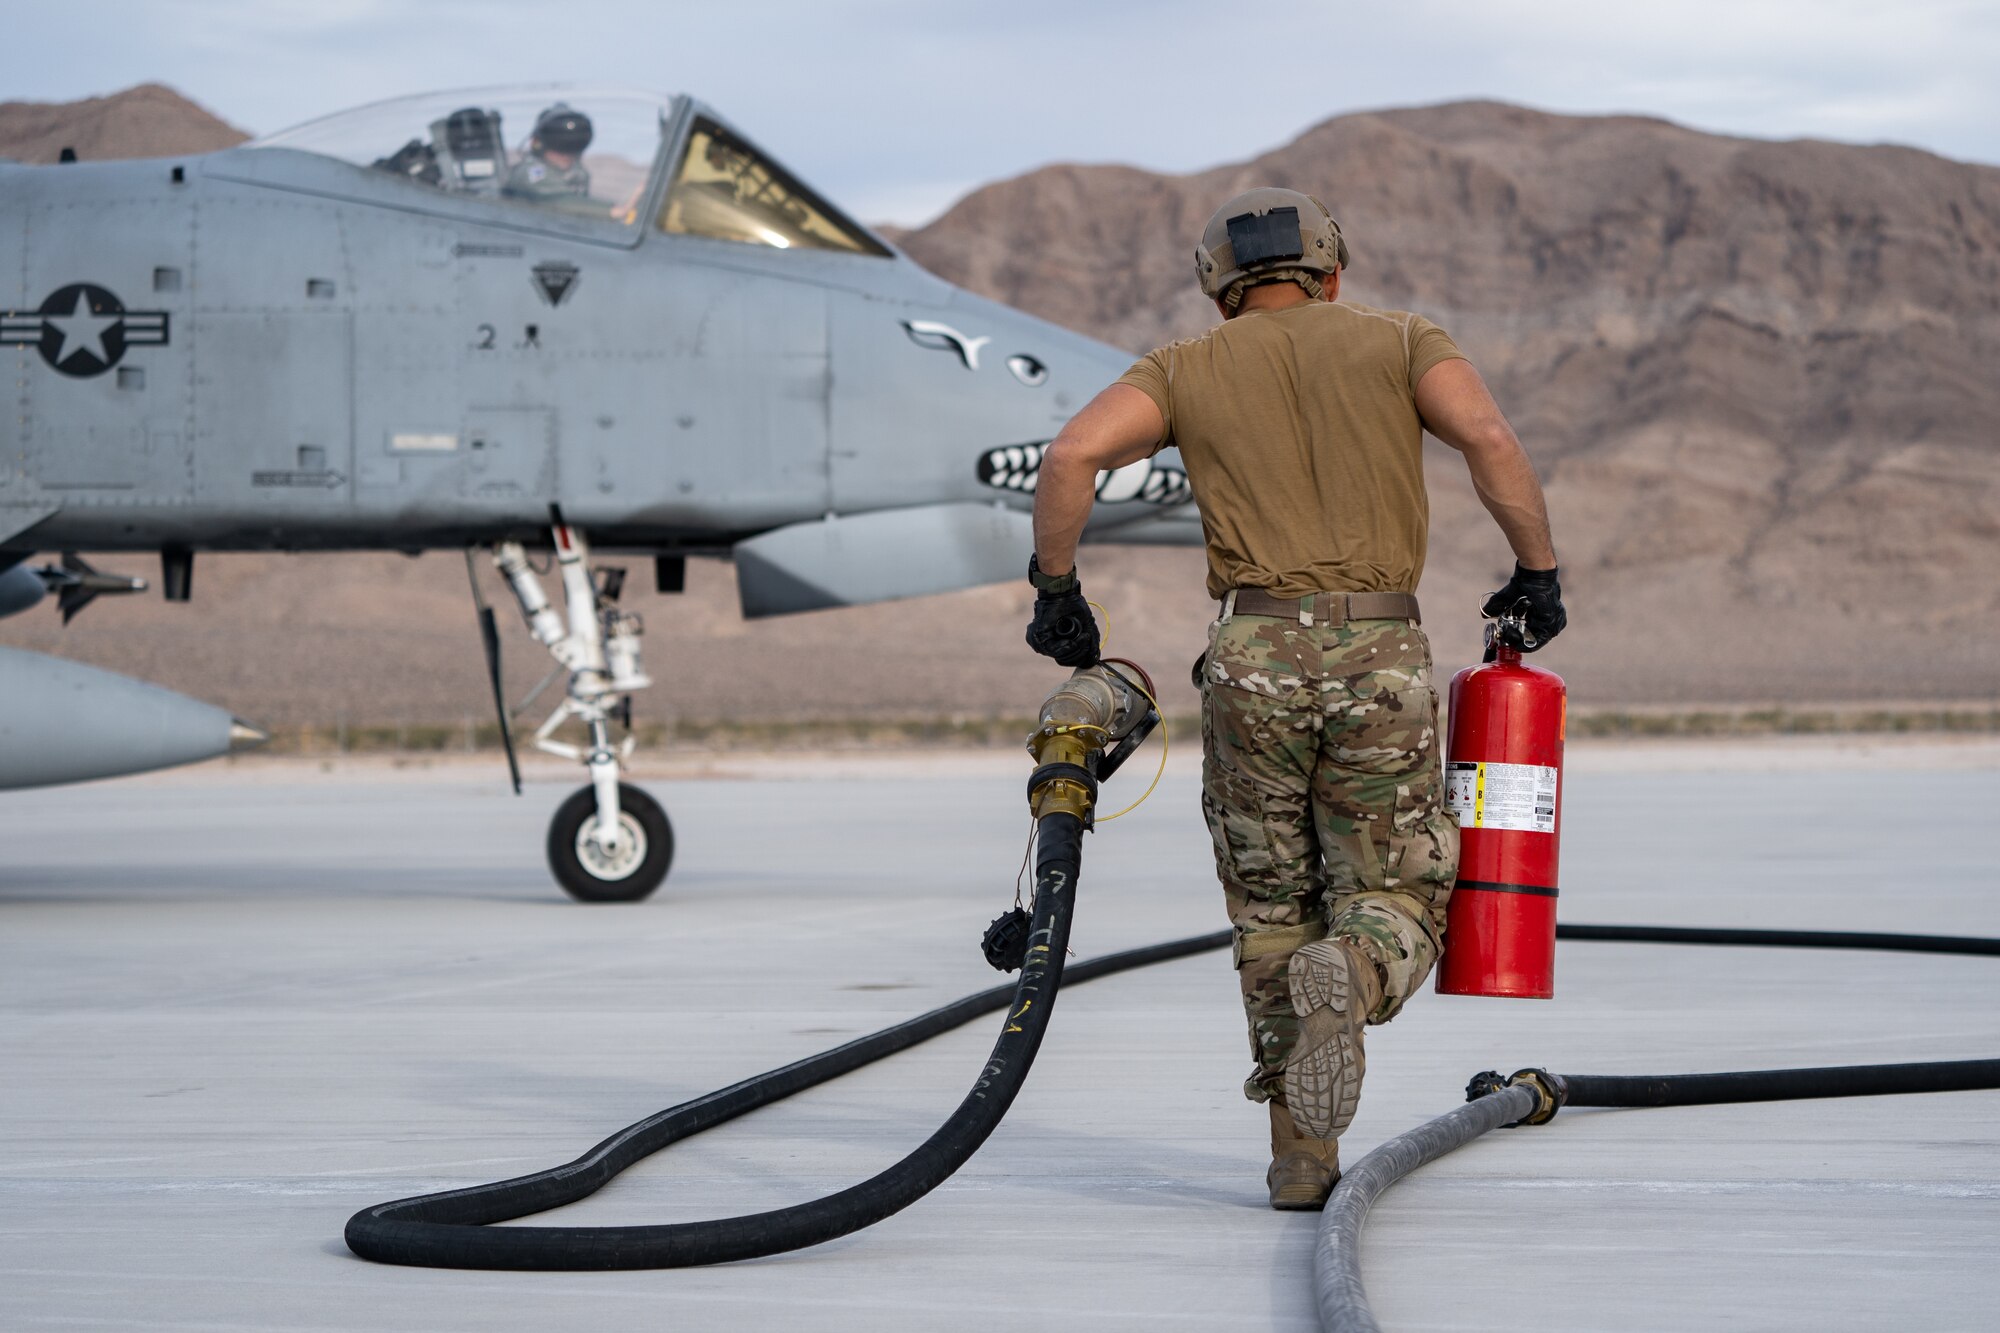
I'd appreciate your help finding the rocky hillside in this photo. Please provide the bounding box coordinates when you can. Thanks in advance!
[0,83,246,162]
[2,91,1994,725]
[896,101,2000,703]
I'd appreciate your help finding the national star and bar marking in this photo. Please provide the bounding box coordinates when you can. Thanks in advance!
[0,283,171,377]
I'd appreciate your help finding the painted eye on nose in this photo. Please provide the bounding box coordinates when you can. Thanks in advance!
[1006,354,1049,387]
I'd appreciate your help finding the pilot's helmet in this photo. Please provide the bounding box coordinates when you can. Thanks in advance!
[531,104,594,157]
[442,107,504,158]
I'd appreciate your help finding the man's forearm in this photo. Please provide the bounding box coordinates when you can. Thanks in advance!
[1412,359,1558,570]
[1462,438,1557,569]
[1025,383,1168,578]
[1031,444,1101,577]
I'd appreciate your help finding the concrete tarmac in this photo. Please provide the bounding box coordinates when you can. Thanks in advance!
[3,739,1998,1331]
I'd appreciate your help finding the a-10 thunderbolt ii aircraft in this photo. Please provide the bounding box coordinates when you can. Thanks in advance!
[0,85,1197,901]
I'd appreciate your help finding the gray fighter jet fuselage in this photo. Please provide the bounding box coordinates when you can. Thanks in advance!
[0,86,1198,898]
[0,88,1192,565]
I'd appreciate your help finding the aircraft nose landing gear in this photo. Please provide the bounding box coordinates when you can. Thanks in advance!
[487,520,674,903]
[547,782,673,902]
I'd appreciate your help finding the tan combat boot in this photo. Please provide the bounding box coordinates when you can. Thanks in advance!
[1282,938,1384,1141]
[1266,1101,1340,1209]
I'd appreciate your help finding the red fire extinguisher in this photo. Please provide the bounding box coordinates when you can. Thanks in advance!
[1435,627,1566,999]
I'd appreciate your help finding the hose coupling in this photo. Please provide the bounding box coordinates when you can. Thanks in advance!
[1464,1067,1565,1126]
[1026,664,1152,819]
[1026,745,1096,820]
[1506,1067,1566,1125]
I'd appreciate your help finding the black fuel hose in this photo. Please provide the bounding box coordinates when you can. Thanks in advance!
[1557,922,2000,956]
[347,813,1235,1270]
[1316,1082,1542,1333]
[1555,1057,2000,1109]
[1315,927,2000,1333]
[1317,1059,2000,1333]
[348,914,2000,1275]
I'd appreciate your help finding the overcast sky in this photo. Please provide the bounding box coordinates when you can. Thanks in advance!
[4,0,1997,225]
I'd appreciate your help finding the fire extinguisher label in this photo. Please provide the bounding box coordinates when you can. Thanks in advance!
[1445,761,1558,834]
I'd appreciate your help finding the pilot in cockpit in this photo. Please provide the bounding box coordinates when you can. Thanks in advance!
[504,104,594,201]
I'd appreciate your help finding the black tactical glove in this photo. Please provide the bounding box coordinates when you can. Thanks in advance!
[1025,555,1100,668]
[1481,562,1566,652]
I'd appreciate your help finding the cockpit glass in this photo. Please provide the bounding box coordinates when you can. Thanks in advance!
[252,88,673,228]
[660,119,889,256]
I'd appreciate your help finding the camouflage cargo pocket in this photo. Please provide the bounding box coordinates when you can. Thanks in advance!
[1325,678,1436,781]
[1390,780,1458,920]
[1200,702,1281,881]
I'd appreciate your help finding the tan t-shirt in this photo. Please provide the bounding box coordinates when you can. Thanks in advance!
[1117,300,1464,600]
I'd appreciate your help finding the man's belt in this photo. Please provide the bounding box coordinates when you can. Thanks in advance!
[1222,587,1421,626]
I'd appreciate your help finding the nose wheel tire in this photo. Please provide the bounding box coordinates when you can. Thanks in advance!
[547,783,673,902]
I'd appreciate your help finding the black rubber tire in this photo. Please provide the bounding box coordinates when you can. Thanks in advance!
[546,783,673,903]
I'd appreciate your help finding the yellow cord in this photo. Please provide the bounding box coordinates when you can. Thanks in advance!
[1087,600,1110,653]
[1095,670,1168,823]
[1042,723,1112,740]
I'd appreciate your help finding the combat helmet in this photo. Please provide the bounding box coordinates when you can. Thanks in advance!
[531,103,594,156]
[1195,188,1349,311]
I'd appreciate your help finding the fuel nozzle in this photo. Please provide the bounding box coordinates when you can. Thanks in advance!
[1026,663,1157,821]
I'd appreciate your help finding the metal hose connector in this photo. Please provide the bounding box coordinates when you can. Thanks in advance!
[1027,665,1153,819]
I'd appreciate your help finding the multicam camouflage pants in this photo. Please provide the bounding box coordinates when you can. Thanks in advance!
[1199,611,1460,1104]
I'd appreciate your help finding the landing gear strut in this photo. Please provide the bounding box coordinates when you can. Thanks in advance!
[489,521,674,902]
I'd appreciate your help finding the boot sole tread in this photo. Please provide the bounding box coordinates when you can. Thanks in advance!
[1282,942,1366,1141]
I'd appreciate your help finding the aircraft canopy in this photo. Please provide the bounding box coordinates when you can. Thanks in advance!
[252,86,887,255]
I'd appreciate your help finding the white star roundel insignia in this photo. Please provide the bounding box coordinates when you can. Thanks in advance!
[0,283,170,378]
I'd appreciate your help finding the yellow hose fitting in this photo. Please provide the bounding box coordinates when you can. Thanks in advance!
[1031,778,1094,821]
[1030,731,1091,770]
[1507,1067,1566,1125]
[1027,732,1095,818]
[1025,665,1155,820]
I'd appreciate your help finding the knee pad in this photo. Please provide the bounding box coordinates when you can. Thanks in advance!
[1233,920,1327,969]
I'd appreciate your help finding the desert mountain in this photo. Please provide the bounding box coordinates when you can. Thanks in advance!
[0,83,246,163]
[897,102,2000,693]
[2,91,1994,726]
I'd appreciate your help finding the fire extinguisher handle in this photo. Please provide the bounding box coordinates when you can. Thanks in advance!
[1480,620,1526,663]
